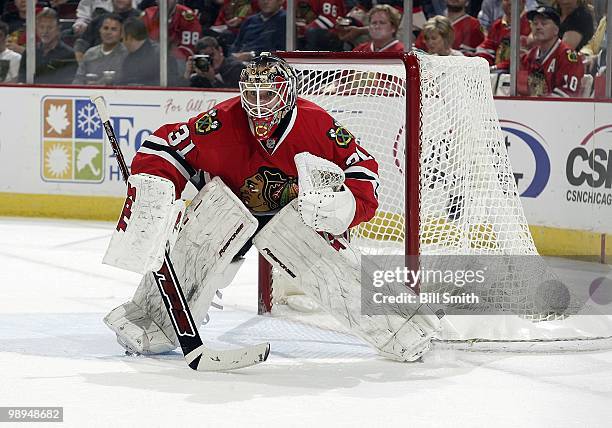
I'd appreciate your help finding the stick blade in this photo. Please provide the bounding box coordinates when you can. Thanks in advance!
[185,342,270,371]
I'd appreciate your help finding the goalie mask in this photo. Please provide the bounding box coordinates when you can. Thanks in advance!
[239,52,297,140]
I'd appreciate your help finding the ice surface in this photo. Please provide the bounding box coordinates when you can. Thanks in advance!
[1,218,612,427]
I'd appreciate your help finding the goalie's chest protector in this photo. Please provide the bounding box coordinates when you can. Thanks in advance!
[189,97,353,214]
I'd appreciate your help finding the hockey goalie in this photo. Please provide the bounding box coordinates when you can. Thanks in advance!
[103,52,440,362]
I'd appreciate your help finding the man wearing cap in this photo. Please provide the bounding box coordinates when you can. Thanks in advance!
[518,6,584,97]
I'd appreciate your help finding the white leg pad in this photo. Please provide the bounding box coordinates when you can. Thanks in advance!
[104,177,258,355]
[254,201,441,362]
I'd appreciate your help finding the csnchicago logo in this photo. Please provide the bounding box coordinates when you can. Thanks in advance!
[500,120,551,198]
[567,125,612,189]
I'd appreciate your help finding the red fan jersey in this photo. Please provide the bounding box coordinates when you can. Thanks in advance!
[518,39,584,97]
[142,4,202,60]
[352,39,405,53]
[214,0,256,35]
[475,14,531,70]
[297,0,346,34]
[131,97,379,227]
[415,14,484,54]
[451,14,484,55]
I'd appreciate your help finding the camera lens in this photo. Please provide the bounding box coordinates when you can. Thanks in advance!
[193,55,210,72]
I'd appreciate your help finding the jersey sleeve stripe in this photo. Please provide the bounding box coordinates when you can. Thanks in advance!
[476,47,495,56]
[552,88,571,97]
[459,44,477,54]
[344,166,380,198]
[144,134,170,147]
[344,165,379,182]
[315,15,334,29]
[139,141,196,179]
[138,147,192,180]
[178,142,196,157]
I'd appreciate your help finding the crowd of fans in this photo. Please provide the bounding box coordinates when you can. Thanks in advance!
[0,0,608,98]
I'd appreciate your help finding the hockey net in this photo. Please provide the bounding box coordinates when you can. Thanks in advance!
[259,51,612,351]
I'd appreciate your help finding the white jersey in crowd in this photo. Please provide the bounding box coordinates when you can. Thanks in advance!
[0,48,21,83]
[75,0,140,26]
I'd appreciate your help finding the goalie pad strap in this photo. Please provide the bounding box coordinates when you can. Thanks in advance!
[254,201,441,362]
[104,177,258,354]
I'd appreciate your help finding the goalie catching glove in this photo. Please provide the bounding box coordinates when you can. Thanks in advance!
[296,152,356,236]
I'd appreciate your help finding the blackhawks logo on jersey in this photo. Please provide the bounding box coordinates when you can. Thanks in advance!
[528,70,547,97]
[194,109,221,135]
[182,9,195,21]
[566,50,578,63]
[240,167,298,213]
[327,121,354,148]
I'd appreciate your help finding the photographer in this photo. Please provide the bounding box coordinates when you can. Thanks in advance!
[184,36,244,88]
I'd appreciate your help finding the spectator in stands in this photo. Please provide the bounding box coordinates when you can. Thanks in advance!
[0,20,21,82]
[47,0,80,19]
[73,13,126,84]
[581,15,606,97]
[476,0,530,72]
[414,0,484,55]
[142,0,202,61]
[3,0,44,54]
[334,2,372,51]
[73,0,140,62]
[117,16,170,85]
[297,0,346,51]
[18,8,77,83]
[478,0,539,33]
[467,0,482,17]
[422,15,464,55]
[353,4,404,52]
[552,0,594,51]
[73,0,118,36]
[230,0,285,61]
[444,0,484,54]
[519,6,584,97]
[581,15,606,74]
[422,0,446,18]
[213,0,253,43]
[183,35,244,88]
[190,0,223,28]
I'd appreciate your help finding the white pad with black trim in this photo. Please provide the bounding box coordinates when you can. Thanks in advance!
[103,173,185,274]
[254,200,441,362]
[104,177,258,355]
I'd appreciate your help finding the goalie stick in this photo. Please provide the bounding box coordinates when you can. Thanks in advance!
[91,96,270,371]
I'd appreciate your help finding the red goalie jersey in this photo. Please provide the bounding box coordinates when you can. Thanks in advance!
[131,97,379,228]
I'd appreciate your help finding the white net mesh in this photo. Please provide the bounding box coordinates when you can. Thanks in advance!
[271,52,612,347]
[292,54,536,257]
